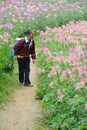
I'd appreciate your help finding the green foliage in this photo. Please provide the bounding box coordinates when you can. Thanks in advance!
[1,1,87,128]
[13,9,87,37]
[28,10,87,34]
[0,44,13,72]
[36,26,87,129]
[0,63,18,103]
[37,50,87,129]
[67,0,82,4]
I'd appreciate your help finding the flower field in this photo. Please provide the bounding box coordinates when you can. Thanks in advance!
[0,0,87,129]
[0,0,87,72]
[37,21,87,129]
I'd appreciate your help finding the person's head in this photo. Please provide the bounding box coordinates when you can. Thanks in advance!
[25,29,34,40]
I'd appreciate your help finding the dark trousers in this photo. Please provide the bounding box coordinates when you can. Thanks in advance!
[17,57,31,84]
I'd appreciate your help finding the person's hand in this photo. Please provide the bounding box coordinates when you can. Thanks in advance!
[32,59,36,64]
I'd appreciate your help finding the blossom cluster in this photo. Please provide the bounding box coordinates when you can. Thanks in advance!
[0,0,87,31]
[38,20,87,112]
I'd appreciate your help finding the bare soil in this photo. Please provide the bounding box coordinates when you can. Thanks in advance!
[0,62,42,130]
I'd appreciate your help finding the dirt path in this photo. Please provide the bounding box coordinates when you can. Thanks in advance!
[0,62,41,130]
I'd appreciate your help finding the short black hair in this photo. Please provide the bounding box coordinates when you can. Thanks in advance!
[24,29,31,35]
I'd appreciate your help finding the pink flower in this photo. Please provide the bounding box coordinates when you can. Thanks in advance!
[46,56,53,62]
[5,0,10,3]
[3,32,10,37]
[76,84,82,90]
[37,30,40,33]
[43,48,51,55]
[58,94,65,101]
[85,104,87,110]
[40,31,45,37]
[39,48,43,52]
[4,22,13,30]
[76,81,85,90]
[62,70,67,78]
[45,38,51,43]
[48,66,59,78]
[37,68,45,74]
[39,48,51,55]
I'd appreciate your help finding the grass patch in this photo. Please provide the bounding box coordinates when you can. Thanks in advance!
[0,59,20,106]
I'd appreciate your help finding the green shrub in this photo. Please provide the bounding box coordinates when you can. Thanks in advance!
[0,44,13,72]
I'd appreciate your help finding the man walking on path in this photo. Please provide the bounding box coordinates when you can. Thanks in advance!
[13,30,36,87]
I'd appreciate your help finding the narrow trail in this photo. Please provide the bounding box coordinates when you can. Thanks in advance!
[0,62,41,130]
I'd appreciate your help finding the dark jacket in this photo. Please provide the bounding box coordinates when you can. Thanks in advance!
[13,39,36,59]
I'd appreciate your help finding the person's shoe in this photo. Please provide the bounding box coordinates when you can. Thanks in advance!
[24,84,29,86]
[24,83,33,87]
[19,82,24,85]
[28,84,33,87]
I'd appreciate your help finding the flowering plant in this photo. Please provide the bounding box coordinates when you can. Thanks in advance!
[37,20,87,129]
